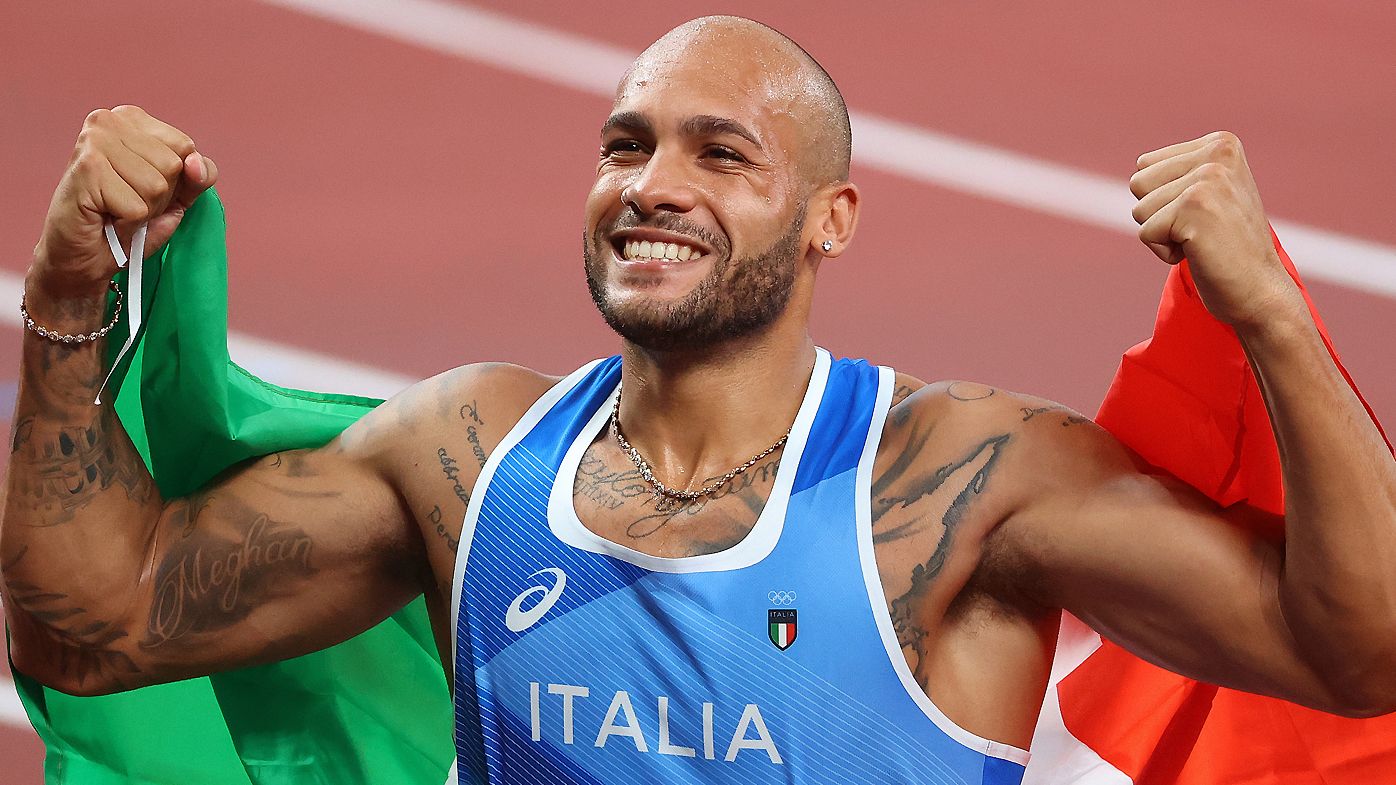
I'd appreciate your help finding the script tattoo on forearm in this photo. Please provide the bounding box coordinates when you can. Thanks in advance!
[875,434,1010,657]
[143,497,315,647]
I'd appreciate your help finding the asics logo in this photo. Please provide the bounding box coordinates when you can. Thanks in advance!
[767,590,797,606]
[505,568,568,632]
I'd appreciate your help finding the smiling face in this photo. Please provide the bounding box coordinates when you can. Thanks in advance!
[582,17,852,353]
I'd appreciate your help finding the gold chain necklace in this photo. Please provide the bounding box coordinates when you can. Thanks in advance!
[610,389,789,512]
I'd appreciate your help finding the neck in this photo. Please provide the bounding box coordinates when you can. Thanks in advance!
[615,321,816,491]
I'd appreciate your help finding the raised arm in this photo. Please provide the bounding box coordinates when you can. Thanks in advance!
[1001,132,1396,717]
[0,107,426,695]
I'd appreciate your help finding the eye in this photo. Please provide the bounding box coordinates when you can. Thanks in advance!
[705,145,747,163]
[601,139,648,157]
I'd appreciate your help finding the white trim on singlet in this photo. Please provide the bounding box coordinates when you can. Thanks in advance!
[853,365,1033,767]
[447,359,605,659]
[545,348,831,574]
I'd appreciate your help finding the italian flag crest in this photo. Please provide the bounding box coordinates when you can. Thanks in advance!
[768,609,797,650]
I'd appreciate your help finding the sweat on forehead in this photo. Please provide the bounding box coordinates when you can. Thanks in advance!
[616,16,852,186]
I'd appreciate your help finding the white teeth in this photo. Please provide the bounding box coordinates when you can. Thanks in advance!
[619,239,702,261]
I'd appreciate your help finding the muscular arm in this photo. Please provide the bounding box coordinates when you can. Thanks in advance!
[1013,131,1396,717]
[878,131,1395,731]
[2,305,430,694]
[993,312,1396,717]
[0,106,493,695]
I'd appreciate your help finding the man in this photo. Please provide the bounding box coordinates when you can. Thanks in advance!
[3,14,1394,784]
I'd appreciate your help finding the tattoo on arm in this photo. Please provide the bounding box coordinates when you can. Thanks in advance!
[873,434,1010,541]
[438,448,472,506]
[891,384,917,407]
[1,543,29,572]
[874,434,1010,659]
[465,427,488,468]
[5,578,141,690]
[426,505,460,554]
[947,382,996,402]
[7,408,154,526]
[143,496,315,648]
[1021,405,1088,428]
[459,400,484,426]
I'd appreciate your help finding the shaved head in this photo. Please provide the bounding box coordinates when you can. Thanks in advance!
[620,16,852,189]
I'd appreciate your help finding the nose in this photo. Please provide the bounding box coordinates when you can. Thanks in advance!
[621,149,697,216]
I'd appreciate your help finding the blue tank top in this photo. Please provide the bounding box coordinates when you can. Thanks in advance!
[446,349,1030,784]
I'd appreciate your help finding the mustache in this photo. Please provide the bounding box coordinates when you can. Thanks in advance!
[600,213,729,257]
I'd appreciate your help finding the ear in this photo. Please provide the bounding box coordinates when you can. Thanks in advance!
[807,181,861,258]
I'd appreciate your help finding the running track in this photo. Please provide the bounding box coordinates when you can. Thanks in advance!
[2,2,1393,781]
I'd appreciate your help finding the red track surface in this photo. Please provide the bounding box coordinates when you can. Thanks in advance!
[2,2,1393,781]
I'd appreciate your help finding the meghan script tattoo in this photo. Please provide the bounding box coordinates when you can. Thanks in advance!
[144,498,315,647]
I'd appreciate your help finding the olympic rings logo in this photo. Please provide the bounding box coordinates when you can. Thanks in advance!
[767,590,797,605]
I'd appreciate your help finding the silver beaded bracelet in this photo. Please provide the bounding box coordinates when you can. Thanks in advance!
[20,281,124,344]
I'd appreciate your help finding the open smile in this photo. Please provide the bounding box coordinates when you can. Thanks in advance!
[609,230,714,269]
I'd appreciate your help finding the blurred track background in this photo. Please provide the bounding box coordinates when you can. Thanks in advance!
[2,1,1393,780]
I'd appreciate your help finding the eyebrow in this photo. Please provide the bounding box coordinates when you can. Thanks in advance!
[679,115,764,151]
[600,111,764,152]
[600,110,652,138]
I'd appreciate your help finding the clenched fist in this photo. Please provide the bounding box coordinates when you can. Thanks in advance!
[1129,131,1303,330]
[31,105,218,299]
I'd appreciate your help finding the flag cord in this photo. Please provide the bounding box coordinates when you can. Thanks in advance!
[95,221,146,405]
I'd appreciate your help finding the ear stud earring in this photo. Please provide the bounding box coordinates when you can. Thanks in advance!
[821,240,834,253]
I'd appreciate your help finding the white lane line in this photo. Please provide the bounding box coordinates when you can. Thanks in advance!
[0,273,414,400]
[1,676,31,730]
[256,0,1396,300]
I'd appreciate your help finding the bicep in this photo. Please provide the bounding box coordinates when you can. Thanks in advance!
[1020,464,1345,710]
[128,424,423,685]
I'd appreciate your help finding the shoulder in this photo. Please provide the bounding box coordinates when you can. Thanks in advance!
[338,361,562,470]
[884,378,1116,472]
[875,378,1150,582]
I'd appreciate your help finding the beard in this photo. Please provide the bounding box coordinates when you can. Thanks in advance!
[584,212,804,352]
